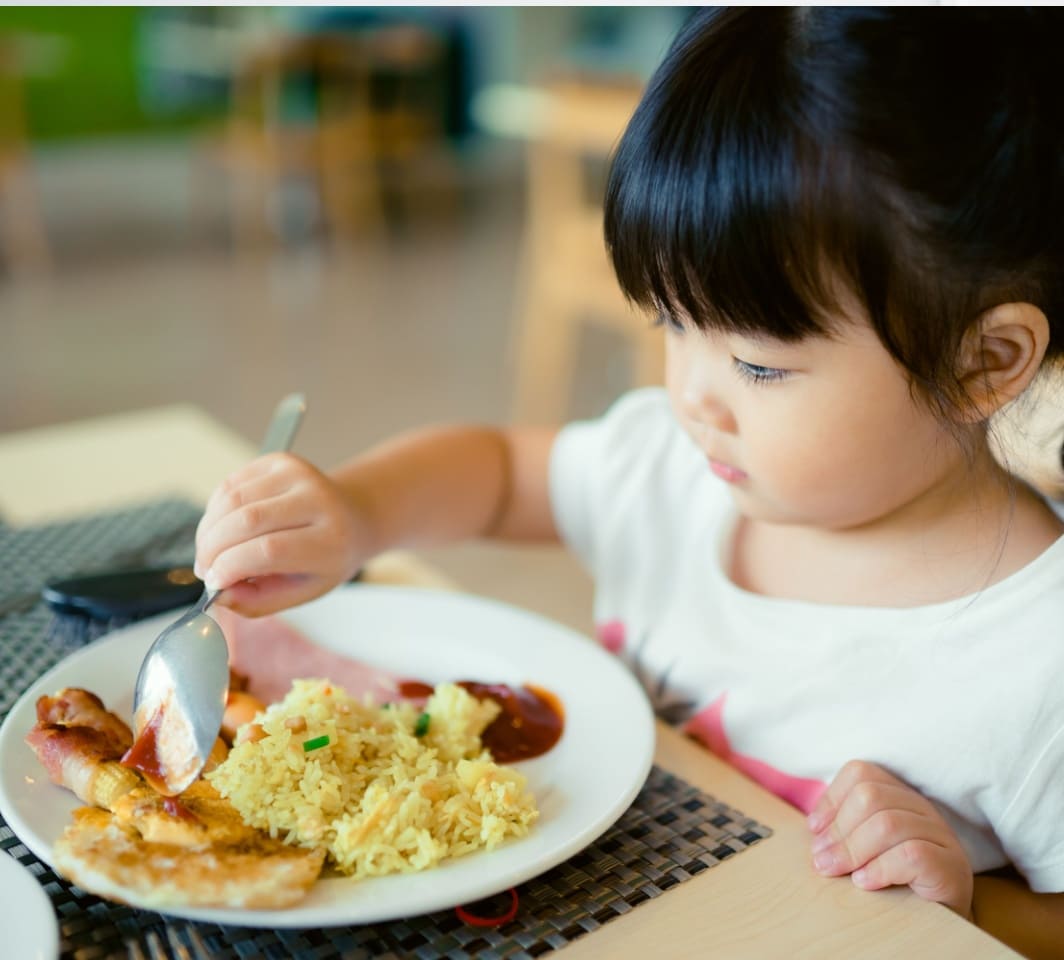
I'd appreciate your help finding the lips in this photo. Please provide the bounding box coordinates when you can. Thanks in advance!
[707,458,747,483]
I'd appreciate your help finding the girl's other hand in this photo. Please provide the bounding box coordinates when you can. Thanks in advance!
[194,453,367,617]
[806,760,974,918]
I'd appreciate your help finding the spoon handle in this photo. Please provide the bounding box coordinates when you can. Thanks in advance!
[259,393,306,456]
[199,589,220,614]
[200,393,307,609]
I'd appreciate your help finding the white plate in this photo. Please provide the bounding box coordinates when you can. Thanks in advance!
[0,853,59,960]
[0,585,655,928]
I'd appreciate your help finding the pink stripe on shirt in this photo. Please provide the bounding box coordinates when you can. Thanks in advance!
[684,694,826,814]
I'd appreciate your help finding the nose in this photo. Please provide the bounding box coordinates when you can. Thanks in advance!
[683,389,735,435]
[676,364,736,435]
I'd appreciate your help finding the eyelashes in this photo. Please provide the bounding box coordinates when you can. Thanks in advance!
[653,314,791,384]
[732,358,790,385]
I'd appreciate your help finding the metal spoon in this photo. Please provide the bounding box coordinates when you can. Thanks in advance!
[124,392,306,796]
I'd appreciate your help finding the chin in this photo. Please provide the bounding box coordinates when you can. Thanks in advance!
[725,490,825,528]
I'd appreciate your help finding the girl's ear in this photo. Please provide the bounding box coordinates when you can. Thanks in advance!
[957,302,1049,420]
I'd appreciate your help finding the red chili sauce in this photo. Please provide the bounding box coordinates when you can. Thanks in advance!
[397,680,564,763]
[161,796,200,823]
[120,706,167,793]
[121,708,203,821]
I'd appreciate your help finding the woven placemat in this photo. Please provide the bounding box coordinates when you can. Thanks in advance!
[0,499,202,717]
[0,501,774,959]
[1,765,771,960]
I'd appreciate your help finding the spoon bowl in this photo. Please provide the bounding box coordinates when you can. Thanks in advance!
[125,393,306,796]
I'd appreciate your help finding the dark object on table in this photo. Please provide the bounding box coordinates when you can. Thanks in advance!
[42,566,204,621]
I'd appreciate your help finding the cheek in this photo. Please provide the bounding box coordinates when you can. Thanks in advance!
[742,390,946,522]
[743,407,849,495]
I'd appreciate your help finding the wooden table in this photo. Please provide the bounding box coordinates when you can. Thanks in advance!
[0,405,1019,959]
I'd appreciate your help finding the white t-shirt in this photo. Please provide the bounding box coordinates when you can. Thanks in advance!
[550,387,1064,892]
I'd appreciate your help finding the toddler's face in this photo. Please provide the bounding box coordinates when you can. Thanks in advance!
[664,314,964,531]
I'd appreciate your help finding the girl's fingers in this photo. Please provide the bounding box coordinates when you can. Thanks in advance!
[812,805,946,877]
[808,759,974,916]
[196,488,312,580]
[215,574,330,619]
[850,839,972,914]
[812,781,932,860]
[196,454,304,544]
[807,759,903,833]
[206,524,345,592]
[193,454,361,608]
[197,481,297,567]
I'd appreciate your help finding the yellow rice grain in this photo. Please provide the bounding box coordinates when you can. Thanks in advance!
[206,679,538,878]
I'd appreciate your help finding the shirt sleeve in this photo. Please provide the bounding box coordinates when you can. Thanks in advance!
[548,388,674,577]
[996,721,1064,892]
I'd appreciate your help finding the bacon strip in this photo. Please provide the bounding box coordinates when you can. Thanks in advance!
[35,688,133,754]
[26,724,121,796]
[25,688,141,809]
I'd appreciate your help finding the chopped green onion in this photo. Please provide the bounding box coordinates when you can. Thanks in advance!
[302,734,330,752]
[414,712,431,737]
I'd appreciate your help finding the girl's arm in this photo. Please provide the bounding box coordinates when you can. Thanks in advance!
[194,424,560,616]
[335,424,560,554]
[972,869,1064,960]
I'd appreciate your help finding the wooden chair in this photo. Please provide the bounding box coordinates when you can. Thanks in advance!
[0,39,50,275]
[508,78,662,425]
[205,26,447,248]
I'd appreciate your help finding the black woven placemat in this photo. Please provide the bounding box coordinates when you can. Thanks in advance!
[0,500,774,959]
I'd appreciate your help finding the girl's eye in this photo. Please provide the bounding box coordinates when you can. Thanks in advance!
[732,358,789,384]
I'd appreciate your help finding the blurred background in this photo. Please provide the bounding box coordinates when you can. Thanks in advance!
[0,6,690,633]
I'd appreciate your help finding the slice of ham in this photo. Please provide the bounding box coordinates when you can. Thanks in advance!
[213,606,401,706]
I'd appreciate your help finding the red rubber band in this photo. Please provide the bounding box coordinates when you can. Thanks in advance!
[455,887,519,927]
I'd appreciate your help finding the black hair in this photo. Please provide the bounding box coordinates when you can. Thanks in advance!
[605,7,1064,417]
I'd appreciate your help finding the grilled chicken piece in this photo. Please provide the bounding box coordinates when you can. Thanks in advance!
[55,779,325,909]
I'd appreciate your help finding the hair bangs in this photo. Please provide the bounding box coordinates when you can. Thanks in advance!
[603,6,1063,425]
[605,10,865,343]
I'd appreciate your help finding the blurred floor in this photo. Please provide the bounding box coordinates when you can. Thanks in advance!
[0,135,626,636]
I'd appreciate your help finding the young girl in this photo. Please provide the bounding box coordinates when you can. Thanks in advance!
[194,8,1064,954]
